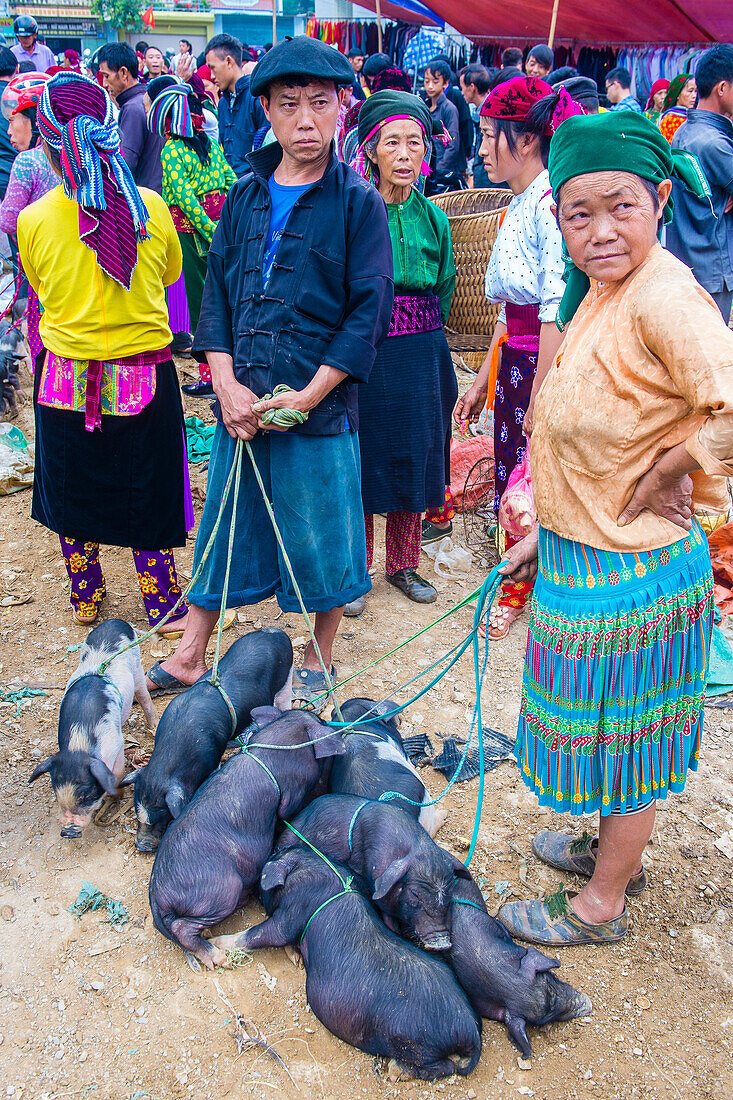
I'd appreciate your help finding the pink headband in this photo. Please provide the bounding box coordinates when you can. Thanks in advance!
[353,113,448,182]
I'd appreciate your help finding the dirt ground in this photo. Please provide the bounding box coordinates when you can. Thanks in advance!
[0,358,731,1100]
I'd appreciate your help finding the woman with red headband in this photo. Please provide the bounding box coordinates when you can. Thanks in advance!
[454,76,583,638]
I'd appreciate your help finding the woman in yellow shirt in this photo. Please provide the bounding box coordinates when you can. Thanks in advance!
[496,112,732,947]
[19,72,190,643]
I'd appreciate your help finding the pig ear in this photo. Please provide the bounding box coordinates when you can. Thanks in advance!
[260,852,295,891]
[118,766,145,788]
[447,853,474,881]
[89,757,120,796]
[165,783,186,819]
[312,730,345,759]
[505,1012,532,1059]
[372,855,411,900]
[251,706,281,728]
[28,756,56,784]
[520,946,560,979]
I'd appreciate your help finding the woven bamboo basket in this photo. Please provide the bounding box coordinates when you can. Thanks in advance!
[431,188,512,371]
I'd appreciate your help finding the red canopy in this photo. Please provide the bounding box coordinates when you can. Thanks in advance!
[400,0,730,42]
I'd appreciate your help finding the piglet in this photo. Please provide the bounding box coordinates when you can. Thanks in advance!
[276,793,460,950]
[213,846,482,1080]
[148,705,344,969]
[445,869,592,1057]
[29,619,155,838]
[329,698,446,836]
[122,628,293,851]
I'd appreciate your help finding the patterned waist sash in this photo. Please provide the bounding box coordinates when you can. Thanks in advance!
[39,346,171,432]
[170,191,226,234]
[505,301,540,354]
[387,293,442,338]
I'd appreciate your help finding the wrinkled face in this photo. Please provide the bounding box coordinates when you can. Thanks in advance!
[652,88,667,111]
[98,61,126,99]
[263,81,343,165]
[17,34,35,52]
[372,119,426,190]
[422,69,446,100]
[557,170,670,284]
[384,870,453,951]
[479,116,527,184]
[8,112,32,152]
[526,55,550,79]
[145,48,164,76]
[678,78,697,108]
[350,55,364,73]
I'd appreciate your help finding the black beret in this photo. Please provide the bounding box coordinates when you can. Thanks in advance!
[250,35,355,97]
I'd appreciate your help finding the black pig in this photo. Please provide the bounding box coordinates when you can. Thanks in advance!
[148,706,344,969]
[213,846,482,1080]
[276,793,459,950]
[122,628,293,850]
[444,869,592,1057]
[329,698,447,836]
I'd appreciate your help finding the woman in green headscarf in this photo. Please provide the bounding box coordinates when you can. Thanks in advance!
[495,110,733,948]
[658,72,697,143]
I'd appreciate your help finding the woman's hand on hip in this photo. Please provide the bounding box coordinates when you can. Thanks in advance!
[454,382,487,427]
[618,455,695,530]
[496,525,539,584]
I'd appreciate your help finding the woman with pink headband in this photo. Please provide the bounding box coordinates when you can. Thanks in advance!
[455,76,584,638]
[344,89,457,614]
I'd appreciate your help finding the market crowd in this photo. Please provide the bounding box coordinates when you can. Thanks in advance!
[2,18,733,949]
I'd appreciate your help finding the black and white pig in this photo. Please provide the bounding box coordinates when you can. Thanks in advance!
[28,620,155,839]
[148,706,344,969]
[329,697,447,837]
[276,793,459,950]
[213,847,482,1080]
[122,628,293,851]
[443,869,592,1057]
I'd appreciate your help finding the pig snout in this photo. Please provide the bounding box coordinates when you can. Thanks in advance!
[420,929,452,952]
[552,985,592,1021]
[135,828,161,853]
[60,824,82,839]
[59,811,92,838]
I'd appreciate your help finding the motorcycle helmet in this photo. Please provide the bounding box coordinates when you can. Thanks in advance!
[1,72,52,121]
[13,15,38,37]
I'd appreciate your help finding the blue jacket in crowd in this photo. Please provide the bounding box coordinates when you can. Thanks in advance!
[192,141,395,435]
[217,74,268,176]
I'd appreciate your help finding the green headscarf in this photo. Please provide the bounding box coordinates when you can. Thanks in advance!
[356,89,434,147]
[662,73,692,112]
[548,110,711,330]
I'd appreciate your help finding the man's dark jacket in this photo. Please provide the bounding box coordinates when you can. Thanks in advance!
[117,82,163,193]
[218,74,267,176]
[193,141,394,435]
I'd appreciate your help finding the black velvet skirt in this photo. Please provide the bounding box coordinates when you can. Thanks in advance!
[32,359,187,549]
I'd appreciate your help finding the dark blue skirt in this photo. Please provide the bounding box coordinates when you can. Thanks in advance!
[358,326,457,515]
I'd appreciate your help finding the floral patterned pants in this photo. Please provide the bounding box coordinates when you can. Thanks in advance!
[364,513,422,576]
[59,538,184,624]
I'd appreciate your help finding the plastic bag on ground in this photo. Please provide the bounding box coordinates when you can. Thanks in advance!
[0,422,33,494]
[422,535,472,579]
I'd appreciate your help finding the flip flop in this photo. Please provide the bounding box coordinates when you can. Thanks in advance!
[292,665,337,717]
[155,608,236,640]
[146,660,191,697]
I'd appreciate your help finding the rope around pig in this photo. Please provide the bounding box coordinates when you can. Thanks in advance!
[95,387,504,865]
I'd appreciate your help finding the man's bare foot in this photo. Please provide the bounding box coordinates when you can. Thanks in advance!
[155,611,190,637]
[145,653,207,693]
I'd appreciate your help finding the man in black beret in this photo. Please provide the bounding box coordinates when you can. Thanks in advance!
[150,36,394,711]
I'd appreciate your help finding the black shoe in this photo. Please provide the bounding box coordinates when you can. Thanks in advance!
[422,518,452,545]
[171,331,193,355]
[386,568,437,604]
[182,379,214,398]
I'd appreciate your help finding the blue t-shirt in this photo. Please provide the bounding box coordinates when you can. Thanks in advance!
[263,177,311,286]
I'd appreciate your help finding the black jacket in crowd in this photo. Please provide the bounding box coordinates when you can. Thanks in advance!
[192,141,395,436]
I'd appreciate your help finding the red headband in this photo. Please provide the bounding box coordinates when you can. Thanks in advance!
[480,76,585,135]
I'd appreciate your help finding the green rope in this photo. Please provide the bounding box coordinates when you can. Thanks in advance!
[209,438,243,688]
[258,384,309,428]
[245,438,344,722]
[299,886,354,944]
[282,820,352,889]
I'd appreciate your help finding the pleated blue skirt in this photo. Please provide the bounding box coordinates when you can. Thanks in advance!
[515,522,714,816]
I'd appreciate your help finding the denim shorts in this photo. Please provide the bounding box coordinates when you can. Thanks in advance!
[189,424,370,613]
